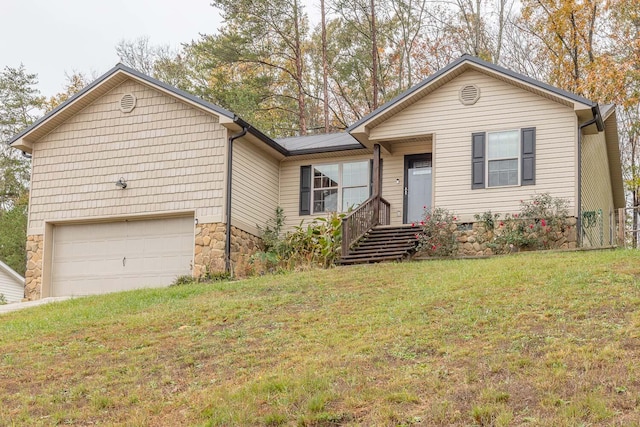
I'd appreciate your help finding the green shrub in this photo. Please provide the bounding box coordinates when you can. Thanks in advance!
[474,211,500,231]
[416,207,458,257]
[251,207,288,273]
[0,293,6,305]
[251,208,344,272]
[285,212,344,268]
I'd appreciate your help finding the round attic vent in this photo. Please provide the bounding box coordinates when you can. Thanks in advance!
[459,84,480,105]
[119,93,137,113]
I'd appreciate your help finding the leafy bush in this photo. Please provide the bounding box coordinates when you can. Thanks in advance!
[0,293,6,305]
[285,212,344,268]
[474,211,500,231]
[251,207,288,272]
[416,207,458,257]
[251,208,344,272]
[478,193,570,253]
[258,206,286,256]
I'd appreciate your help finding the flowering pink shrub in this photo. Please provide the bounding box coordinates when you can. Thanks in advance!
[475,194,569,253]
[416,207,458,257]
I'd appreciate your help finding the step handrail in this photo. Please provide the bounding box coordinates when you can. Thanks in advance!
[341,195,391,256]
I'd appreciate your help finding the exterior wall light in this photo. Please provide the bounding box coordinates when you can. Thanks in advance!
[115,178,127,189]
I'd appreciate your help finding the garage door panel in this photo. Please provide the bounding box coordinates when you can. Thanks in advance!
[52,216,194,296]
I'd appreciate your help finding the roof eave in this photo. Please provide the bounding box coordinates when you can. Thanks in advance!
[288,144,365,156]
[10,138,33,154]
[0,260,25,284]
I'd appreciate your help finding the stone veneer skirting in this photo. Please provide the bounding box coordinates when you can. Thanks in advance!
[193,223,263,278]
[454,216,578,256]
[23,222,263,301]
[24,235,44,301]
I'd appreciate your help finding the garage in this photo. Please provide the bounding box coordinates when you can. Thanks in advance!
[51,216,194,296]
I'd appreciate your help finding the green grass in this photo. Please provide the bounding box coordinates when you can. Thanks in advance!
[1,250,640,425]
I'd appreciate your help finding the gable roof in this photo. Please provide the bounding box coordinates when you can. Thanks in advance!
[8,63,288,156]
[347,54,598,135]
[0,259,24,285]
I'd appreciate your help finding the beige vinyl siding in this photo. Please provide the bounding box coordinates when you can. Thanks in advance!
[28,79,227,234]
[280,154,372,230]
[370,70,578,221]
[279,139,432,230]
[581,131,615,246]
[232,138,280,236]
[0,270,24,303]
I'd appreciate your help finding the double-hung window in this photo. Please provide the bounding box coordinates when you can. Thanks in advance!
[487,130,519,187]
[310,161,369,213]
[471,127,536,189]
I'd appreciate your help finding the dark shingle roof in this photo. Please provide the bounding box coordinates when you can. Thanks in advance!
[276,133,363,154]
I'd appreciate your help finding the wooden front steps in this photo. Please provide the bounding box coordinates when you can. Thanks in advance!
[338,225,420,265]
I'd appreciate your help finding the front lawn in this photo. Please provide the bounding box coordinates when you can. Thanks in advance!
[1,250,639,425]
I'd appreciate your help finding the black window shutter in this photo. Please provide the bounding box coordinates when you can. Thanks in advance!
[472,132,485,189]
[299,165,312,215]
[369,158,383,196]
[521,127,536,186]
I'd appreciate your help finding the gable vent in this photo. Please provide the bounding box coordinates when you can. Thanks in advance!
[119,93,137,113]
[459,84,480,105]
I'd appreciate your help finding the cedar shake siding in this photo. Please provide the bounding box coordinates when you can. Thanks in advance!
[27,79,227,234]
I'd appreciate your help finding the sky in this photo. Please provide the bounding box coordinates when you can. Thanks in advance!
[1,0,224,97]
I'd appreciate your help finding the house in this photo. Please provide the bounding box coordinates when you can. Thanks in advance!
[0,259,25,303]
[8,55,624,300]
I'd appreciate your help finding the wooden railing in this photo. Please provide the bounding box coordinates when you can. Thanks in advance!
[341,196,391,256]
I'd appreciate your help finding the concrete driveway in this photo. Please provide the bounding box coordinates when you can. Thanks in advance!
[0,297,74,315]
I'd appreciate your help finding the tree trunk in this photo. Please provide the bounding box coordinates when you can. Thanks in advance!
[293,0,307,134]
[370,0,378,110]
[321,0,330,133]
[634,190,638,248]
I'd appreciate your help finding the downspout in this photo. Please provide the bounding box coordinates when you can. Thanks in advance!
[225,124,248,275]
[577,105,603,247]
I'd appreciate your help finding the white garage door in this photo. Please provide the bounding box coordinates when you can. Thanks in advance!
[51,216,194,296]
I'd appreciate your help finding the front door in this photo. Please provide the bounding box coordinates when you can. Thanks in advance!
[404,154,432,223]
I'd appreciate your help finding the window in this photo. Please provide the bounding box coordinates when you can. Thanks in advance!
[313,164,339,213]
[312,161,369,213]
[487,130,519,187]
[471,128,535,189]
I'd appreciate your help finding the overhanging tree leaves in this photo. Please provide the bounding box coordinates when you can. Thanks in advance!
[520,0,603,96]
[206,0,311,135]
[0,64,43,274]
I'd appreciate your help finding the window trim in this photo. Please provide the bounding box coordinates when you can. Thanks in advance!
[311,160,370,214]
[486,129,521,188]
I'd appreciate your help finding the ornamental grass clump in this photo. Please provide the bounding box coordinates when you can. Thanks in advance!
[415,207,458,257]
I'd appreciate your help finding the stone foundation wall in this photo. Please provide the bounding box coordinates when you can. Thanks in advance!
[194,223,263,278]
[455,217,578,257]
[25,235,44,301]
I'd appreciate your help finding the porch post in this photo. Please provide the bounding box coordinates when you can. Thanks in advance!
[373,143,381,224]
